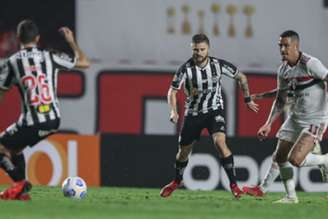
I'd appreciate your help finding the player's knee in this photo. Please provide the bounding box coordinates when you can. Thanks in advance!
[288,156,302,167]
[213,135,226,148]
[176,145,192,161]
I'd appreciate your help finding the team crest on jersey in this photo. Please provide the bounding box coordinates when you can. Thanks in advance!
[287,78,297,90]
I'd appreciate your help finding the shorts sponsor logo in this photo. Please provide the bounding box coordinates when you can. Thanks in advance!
[215,115,225,123]
[38,129,57,137]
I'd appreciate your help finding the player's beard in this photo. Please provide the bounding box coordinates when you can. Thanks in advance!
[281,53,287,61]
[193,54,208,66]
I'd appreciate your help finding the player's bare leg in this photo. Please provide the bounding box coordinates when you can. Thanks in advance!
[292,129,328,169]
[274,139,299,204]
[212,132,243,199]
[243,142,326,198]
[160,144,193,198]
[292,128,328,200]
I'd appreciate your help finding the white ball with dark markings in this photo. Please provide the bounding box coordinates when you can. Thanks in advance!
[61,176,87,200]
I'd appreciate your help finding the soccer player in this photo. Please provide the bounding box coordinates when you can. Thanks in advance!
[160,33,259,199]
[0,20,90,200]
[253,30,328,203]
[242,89,328,197]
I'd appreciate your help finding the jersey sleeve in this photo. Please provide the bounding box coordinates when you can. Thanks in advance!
[0,60,15,90]
[220,59,239,78]
[307,58,328,80]
[171,66,186,90]
[52,52,77,70]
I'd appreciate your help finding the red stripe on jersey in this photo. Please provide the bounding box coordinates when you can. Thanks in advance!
[295,76,313,82]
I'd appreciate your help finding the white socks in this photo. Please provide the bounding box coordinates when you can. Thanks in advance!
[260,161,280,193]
[300,153,328,167]
[279,162,297,199]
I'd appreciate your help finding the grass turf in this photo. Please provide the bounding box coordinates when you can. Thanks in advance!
[0,186,327,219]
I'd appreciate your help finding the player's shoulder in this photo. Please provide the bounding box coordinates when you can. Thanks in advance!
[177,58,193,72]
[299,52,315,66]
[210,57,236,67]
[299,52,325,70]
[209,56,227,65]
[8,50,22,61]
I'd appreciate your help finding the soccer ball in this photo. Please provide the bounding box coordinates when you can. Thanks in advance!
[61,176,87,199]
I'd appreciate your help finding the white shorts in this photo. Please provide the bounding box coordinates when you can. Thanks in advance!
[276,117,327,143]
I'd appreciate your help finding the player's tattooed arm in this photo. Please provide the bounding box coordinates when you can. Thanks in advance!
[167,88,179,123]
[234,72,259,113]
[235,72,250,97]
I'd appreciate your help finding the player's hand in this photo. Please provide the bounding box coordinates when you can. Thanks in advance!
[59,27,75,44]
[169,111,179,124]
[257,123,271,141]
[246,100,259,113]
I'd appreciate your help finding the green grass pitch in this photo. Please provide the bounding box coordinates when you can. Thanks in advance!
[0,186,327,219]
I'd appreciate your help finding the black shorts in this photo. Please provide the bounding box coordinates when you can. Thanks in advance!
[0,119,60,152]
[179,110,226,146]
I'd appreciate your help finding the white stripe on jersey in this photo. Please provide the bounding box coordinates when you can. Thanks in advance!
[211,63,221,111]
[202,68,213,113]
[32,48,46,123]
[44,51,60,118]
[192,68,203,115]
[20,50,36,126]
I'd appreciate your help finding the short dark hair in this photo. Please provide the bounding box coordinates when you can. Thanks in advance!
[280,30,299,41]
[192,33,210,46]
[17,20,39,44]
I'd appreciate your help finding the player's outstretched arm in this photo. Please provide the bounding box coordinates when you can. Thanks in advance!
[257,89,287,140]
[59,27,90,69]
[251,88,278,101]
[235,72,259,113]
[167,88,179,124]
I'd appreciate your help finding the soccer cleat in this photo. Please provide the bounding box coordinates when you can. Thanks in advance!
[160,180,181,198]
[242,185,265,197]
[273,196,299,204]
[230,183,244,199]
[0,180,32,201]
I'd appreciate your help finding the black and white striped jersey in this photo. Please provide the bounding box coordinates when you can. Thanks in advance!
[171,56,239,116]
[0,47,76,126]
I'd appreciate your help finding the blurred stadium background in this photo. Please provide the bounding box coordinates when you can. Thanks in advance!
[0,0,328,193]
